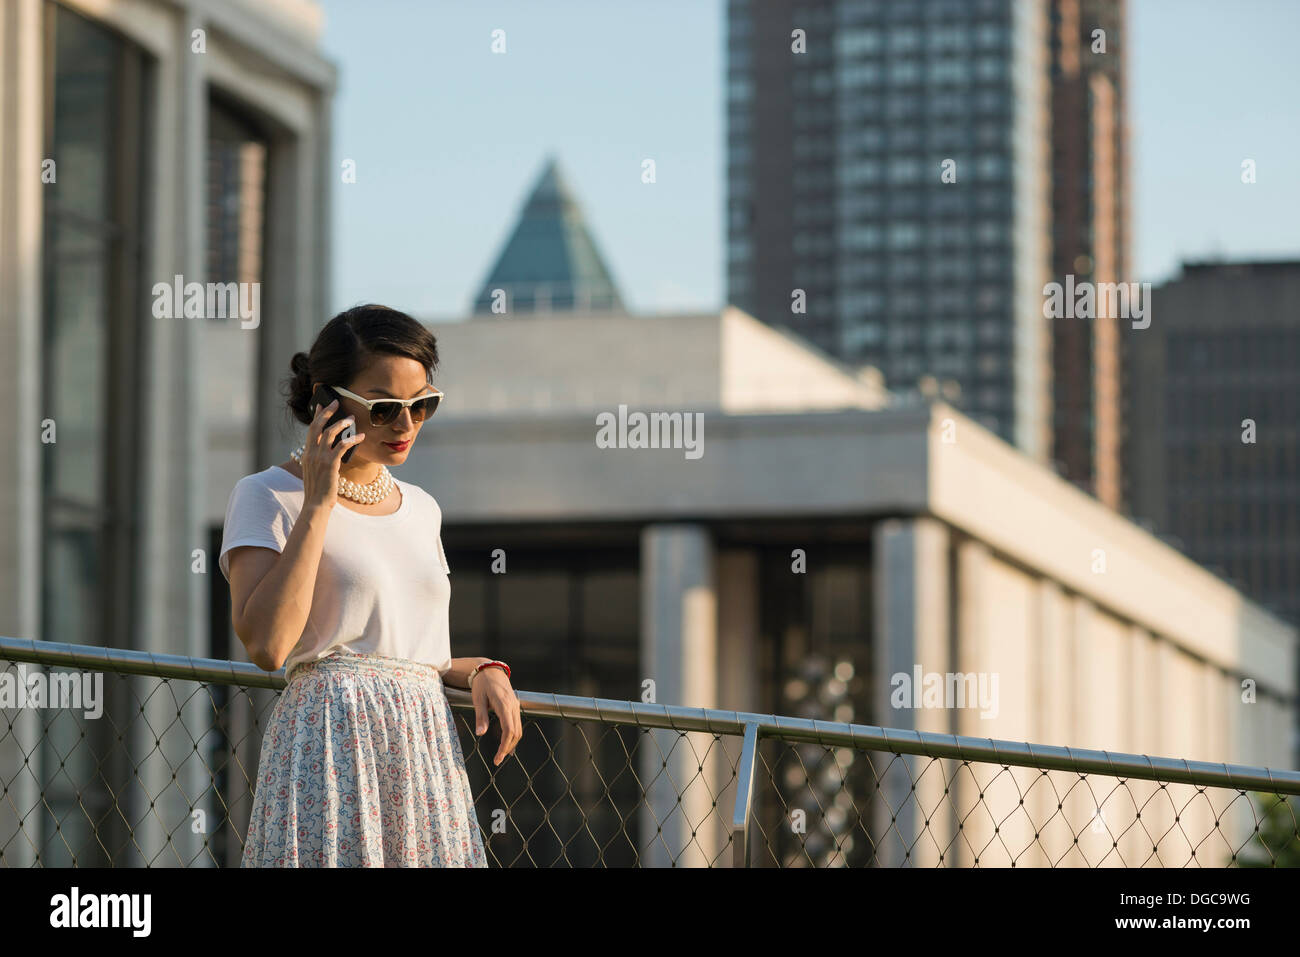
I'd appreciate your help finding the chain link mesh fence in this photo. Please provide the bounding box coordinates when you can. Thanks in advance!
[1,639,1297,867]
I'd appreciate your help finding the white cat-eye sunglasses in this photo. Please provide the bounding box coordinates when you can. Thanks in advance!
[317,384,444,426]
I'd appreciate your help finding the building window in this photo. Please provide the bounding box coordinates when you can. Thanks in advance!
[727,238,753,263]
[927,91,968,115]
[927,25,969,51]
[888,258,924,281]
[204,96,269,461]
[841,126,885,153]
[728,140,753,165]
[727,77,753,102]
[839,61,883,87]
[841,291,885,317]
[886,93,921,118]
[728,201,751,231]
[835,27,884,56]
[841,158,882,185]
[975,154,1007,180]
[927,58,971,85]
[887,223,922,248]
[974,56,1006,82]
[887,27,922,51]
[975,23,1006,49]
[895,292,924,314]
[844,225,883,249]
[887,59,923,85]
[975,89,1007,113]
[887,157,922,183]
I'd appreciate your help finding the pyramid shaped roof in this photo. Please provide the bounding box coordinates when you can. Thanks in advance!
[471,155,627,315]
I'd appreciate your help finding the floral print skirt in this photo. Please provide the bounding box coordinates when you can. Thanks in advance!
[241,650,488,867]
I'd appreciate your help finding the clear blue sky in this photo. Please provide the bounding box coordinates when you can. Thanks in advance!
[318,0,1300,318]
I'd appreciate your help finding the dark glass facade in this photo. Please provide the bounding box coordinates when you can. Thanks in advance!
[727,0,1021,442]
[1124,262,1300,632]
[753,541,876,866]
[445,541,645,865]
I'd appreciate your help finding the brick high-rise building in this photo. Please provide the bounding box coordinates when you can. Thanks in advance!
[726,0,1129,497]
[1048,0,1129,507]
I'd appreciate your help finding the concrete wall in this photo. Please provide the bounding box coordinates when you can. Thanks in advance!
[411,407,931,522]
[433,312,724,414]
[927,401,1295,696]
[0,0,47,870]
[870,518,1292,865]
[425,307,886,419]
[718,307,887,413]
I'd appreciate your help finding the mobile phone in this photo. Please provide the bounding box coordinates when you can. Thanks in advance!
[311,383,358,463]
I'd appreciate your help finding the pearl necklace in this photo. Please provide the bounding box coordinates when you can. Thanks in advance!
[290,444,395,505]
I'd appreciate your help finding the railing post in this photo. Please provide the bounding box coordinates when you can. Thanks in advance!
[732,721,759,868]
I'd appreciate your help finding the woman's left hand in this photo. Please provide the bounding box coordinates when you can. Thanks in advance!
[472,667,522,767]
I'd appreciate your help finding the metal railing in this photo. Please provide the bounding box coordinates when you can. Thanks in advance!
[1,636,1298,867]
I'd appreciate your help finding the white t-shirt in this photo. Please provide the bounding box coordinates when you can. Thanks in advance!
[218,465,453,680]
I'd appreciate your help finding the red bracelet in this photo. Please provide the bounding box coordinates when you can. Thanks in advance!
[468,659,510,690]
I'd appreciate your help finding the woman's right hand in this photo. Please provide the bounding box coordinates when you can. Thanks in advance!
[301,398,366,511]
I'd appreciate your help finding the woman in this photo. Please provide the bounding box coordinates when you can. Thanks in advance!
[218,303,521,867]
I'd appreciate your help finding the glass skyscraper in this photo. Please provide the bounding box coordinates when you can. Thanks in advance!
[727,0,1128,492]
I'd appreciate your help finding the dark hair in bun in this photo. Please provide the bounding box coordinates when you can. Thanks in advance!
[282,304,439,427]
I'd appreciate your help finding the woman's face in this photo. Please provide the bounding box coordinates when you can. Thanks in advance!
[325,355,434,466]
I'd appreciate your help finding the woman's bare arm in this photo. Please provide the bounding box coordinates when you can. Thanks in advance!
[227,503,334,672]
[441,656,492,691]
[226,399,364,671]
